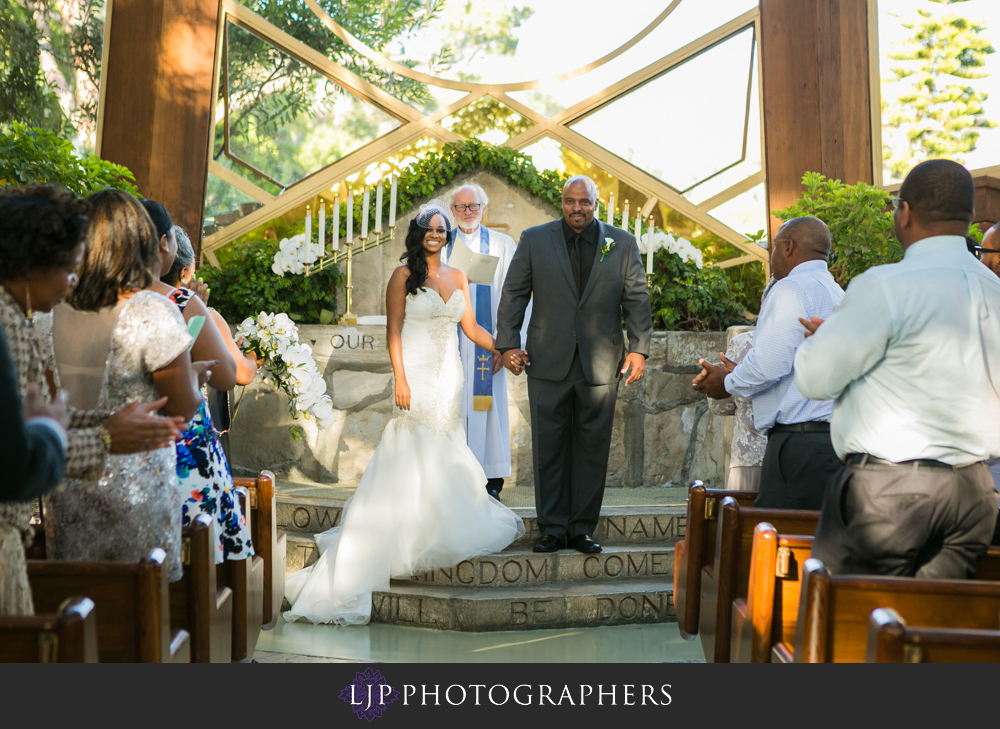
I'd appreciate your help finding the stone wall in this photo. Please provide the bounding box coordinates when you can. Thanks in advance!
[229,325,731,489]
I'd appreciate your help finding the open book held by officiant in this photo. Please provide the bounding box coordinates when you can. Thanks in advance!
[445,238,500,285]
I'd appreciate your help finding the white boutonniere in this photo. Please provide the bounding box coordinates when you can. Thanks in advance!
[600,236,616,262]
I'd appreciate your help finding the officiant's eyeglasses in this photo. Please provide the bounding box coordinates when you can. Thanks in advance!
[452,203,482,212]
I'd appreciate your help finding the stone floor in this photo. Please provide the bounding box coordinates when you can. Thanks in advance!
[251,621,705,663]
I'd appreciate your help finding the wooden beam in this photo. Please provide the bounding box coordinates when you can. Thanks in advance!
[98,0,224,257]
[759,0,876,240]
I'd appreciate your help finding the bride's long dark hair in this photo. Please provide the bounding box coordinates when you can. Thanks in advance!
[400,206,452,297]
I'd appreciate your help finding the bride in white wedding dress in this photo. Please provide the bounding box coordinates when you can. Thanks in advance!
[283,202,525,625]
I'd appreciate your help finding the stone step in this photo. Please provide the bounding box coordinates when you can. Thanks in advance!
[277,496,686,547]
[366,581,675,631]
[284,534,674,588]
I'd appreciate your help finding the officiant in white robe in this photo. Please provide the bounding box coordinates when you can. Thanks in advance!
[443,183,530,498]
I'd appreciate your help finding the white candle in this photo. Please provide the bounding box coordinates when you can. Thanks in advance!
[389,175,397,228]
[374,180,383,234]
[347,191,354,244]
[332,194,340,251]
[361,185,370,239]
[606,193,614,225]
[646,218,655,275]
[318,202,325,255]
[305,205,312,262]
[622,200,629,230]
[634,209,641,240]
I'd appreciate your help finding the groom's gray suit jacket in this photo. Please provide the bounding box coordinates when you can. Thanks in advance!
[495,218,652,384]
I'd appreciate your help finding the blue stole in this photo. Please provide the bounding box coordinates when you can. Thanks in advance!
[447,226,494,411]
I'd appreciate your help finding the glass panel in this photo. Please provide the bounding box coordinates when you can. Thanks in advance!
[685,55,761,205]
[441,97,535,144]
[706,182,768,241]
[202,169,265,240]
[508,0,757,116]
[385,0,664,86]
[222,22,402,188]
[518,136,651,223]
[570,27,755,191]
[215,137,446,254]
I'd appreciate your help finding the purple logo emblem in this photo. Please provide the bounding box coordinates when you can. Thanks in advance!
[339,667,400,721]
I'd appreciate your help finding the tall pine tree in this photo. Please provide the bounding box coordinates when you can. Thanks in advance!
[883,0,996,181]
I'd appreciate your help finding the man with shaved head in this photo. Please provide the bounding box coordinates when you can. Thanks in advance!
[693,215,845,509]
[796,159,1000,578]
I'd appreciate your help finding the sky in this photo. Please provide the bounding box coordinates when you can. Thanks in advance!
[384,0,1000,237]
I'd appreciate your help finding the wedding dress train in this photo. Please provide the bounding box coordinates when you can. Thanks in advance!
[283,287,525,625]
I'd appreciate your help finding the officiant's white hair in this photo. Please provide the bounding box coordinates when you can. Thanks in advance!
[563,175,598,203]
[447,183,489,207]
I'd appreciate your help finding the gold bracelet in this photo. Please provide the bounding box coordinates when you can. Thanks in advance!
[97,423,112,454]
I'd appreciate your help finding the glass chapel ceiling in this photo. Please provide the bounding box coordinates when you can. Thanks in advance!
[205,0,767,261]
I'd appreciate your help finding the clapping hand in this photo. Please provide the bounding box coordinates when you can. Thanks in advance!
[799,317,824,337]
[692,357,731,399]
[24,383,70,431]
[104,397,186,453]
[186,278,210,305]
[192,359,220,388]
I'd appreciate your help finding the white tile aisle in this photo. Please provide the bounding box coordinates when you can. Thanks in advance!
[253,622,705,663]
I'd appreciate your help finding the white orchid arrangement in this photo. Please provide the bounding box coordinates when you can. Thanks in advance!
[236,312,335,431]
[271,233,320,276]
[639,231,704,269]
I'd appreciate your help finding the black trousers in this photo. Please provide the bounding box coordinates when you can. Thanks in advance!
[527,350,618,540]
[755,429,841,510]
[812,460,1000,578]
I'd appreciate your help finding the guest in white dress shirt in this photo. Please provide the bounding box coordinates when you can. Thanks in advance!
[796,160,1000,578]
[693,217,844,510]
[443,183,530,498]
[973,222,1000,546]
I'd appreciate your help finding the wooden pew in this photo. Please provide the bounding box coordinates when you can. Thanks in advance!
[233,470,286,629]
[0,597,98,662]
[218,486,264,661]
[28,548,190,662]
[699,497,819,662]
[731,524,814,663]
[867,607,1000,663]
[169,513,233,663]
[778,553,1000,663]
[673,481,757,639]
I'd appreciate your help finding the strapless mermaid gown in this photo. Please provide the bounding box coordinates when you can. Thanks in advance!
[283,287,525,625]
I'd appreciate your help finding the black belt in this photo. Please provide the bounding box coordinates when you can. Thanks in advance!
[768,421,830,436]
[845,453,953,469]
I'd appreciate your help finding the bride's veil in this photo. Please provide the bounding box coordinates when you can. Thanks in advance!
[414,199,455,232]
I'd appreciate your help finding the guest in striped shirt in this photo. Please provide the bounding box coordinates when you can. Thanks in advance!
[693,216,844,510]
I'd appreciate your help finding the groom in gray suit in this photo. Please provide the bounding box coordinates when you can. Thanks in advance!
[495,175,653,553]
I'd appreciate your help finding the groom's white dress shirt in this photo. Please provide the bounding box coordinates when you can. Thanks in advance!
[795,235,1000,465]
[724,260,844,433]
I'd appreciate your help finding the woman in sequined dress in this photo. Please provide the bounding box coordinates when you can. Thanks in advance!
[38,190,208,582]
[142,200,254,564]
[284,202,524,625]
